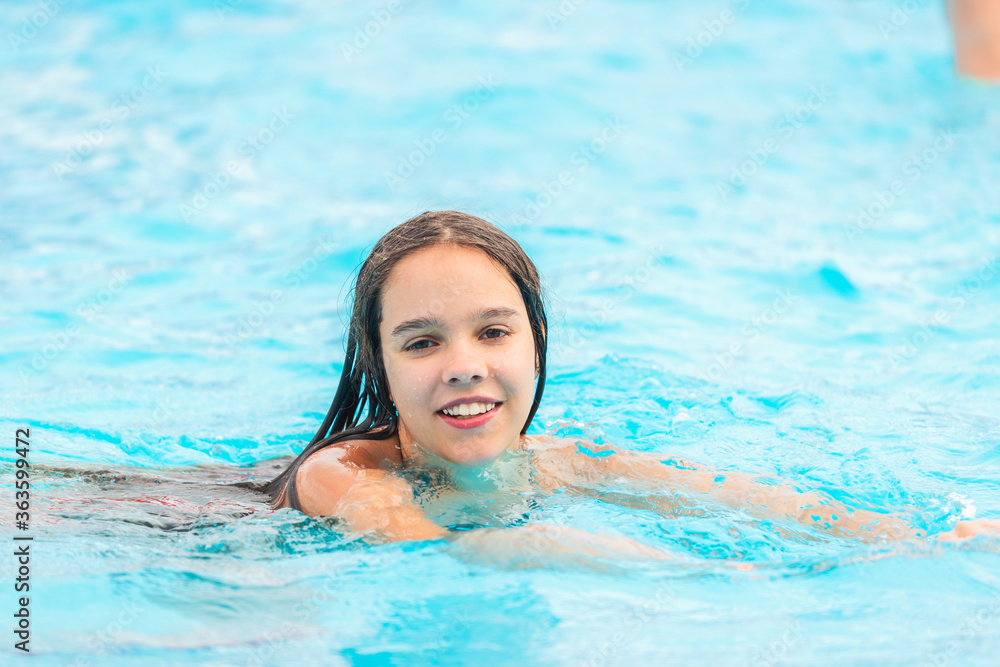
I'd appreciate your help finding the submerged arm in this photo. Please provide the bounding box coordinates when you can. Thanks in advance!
[296,446,672,567]
[949,0,1000,80]
[563,441,997,542]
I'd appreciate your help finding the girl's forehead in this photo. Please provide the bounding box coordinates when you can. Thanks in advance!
[381,246,525,321]
[394,243,493,270]
[386,246,515,294]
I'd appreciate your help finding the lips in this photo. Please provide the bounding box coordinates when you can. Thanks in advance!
[436,399,503,430]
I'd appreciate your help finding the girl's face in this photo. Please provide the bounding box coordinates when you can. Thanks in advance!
[379,243,538,467]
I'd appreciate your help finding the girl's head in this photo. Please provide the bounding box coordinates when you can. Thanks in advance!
[266,210,547,507]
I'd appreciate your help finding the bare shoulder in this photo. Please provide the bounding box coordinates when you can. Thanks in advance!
[292,434,446,542]
[522,435,714,495]
[533,435,701,469]
[522,434,622,461]
[304,432,402,471]
[294,434,402,516]
[523,435,704,480]
[295,446,359,516]
[521,434,627,487]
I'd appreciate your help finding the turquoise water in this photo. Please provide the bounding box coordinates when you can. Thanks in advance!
[3,0,1000,664]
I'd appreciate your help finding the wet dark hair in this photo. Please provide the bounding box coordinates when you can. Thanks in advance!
[263,210,548,511]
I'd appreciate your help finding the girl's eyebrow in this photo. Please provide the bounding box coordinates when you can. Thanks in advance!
[389,307,520,340]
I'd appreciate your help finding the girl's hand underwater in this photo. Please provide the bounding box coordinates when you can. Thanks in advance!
[445,523,672,572]
[935,519,1000,542]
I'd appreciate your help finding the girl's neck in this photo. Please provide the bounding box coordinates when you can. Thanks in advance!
[398,430,531,493]
[412,445,532,493]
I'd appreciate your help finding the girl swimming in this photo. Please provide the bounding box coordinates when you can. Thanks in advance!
[264,210,999,558]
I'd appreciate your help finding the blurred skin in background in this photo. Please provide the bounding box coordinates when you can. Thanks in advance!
[949,0,1000,80]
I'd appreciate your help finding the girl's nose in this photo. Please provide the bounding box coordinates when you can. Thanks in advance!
[443,348,487,385]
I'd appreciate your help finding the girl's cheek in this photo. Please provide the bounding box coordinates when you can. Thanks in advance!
[384,353,417,402]
[408,359,439,398]
[382,351,397,376]
[497,342,534,374]
[492,352,512,375]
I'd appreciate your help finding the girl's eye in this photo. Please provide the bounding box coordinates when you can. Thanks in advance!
[405,329,508,351]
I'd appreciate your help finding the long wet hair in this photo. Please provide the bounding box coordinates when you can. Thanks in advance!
[263,210,548,511]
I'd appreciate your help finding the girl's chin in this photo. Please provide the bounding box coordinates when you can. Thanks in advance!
[408,427,522,467]
[440,450,504,467]
[429,441,512,467]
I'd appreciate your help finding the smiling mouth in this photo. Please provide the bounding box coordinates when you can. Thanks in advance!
[438,401,500,418]
[436,402,503,428]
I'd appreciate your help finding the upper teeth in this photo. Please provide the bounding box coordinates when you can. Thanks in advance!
[442,402,495,417]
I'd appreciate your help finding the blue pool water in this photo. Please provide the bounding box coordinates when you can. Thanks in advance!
[3,0,1000,664]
